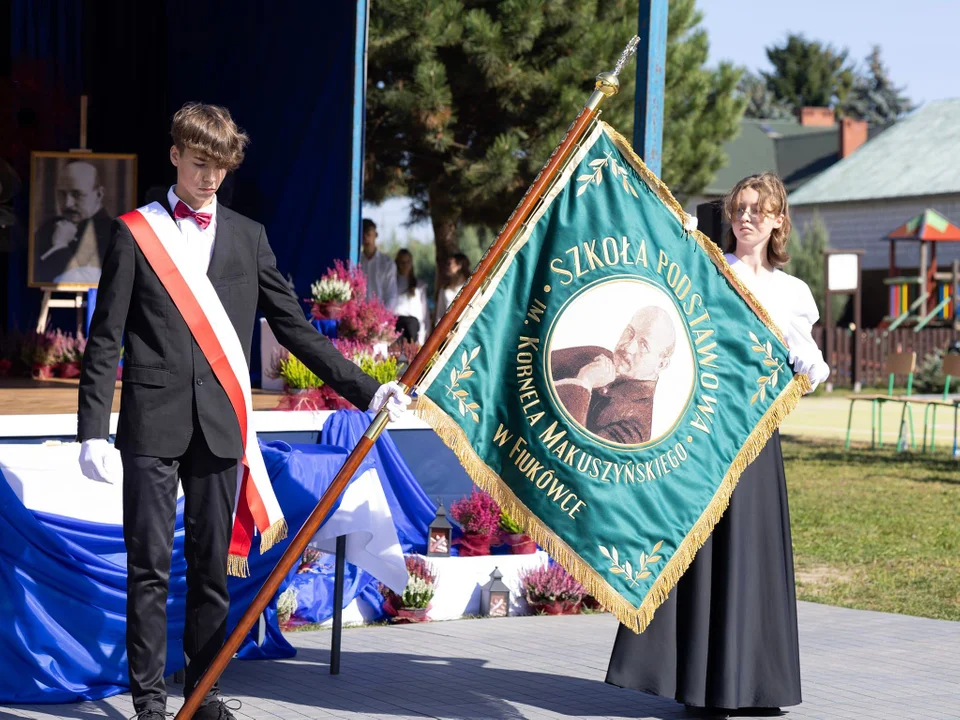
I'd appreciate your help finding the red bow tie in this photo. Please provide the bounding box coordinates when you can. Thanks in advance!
[173,200,213,230]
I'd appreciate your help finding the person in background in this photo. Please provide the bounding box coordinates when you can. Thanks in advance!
[359,218,398,311]
[435,252,469,324]
[394,248,430,344]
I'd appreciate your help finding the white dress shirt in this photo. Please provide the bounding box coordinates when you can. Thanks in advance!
[394,276,431,344]
[359,250,398,311]
[167,187,217,272]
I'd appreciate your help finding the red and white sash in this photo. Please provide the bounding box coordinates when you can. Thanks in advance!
[121,202,286,577]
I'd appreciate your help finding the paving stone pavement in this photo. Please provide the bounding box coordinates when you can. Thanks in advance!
[2,602,958,720]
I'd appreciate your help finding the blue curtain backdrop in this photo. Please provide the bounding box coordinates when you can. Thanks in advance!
[4,1,363,373]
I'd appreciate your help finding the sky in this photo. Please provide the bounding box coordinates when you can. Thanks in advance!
[365,0,957,244]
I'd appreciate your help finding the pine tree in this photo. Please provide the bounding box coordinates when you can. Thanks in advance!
[739,70,794,120]
[661,0,745,200]
[365,0,743,277]
[764,34,855,110]
[841,46,914,124]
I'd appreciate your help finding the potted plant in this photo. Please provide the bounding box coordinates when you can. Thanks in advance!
[450,488,501,556]
[310,275,352,320]
[520,563,585,615]
[381,555,436,622]
[499,510,537,554]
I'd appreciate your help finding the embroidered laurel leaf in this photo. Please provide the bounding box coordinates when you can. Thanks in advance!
[599,546,612,560]
[467,402,480,410]
[454,389,468,397]
[471,412,479,423]
[461,350,468,367]
[752,345,766,353]
[749,331,760,345]
[449,368,457,386]
[459,370,475,379]
[651,540,663,554]
[589,158,606,167]
[647,555,661,563]
[577,174,595,182]
[577,182,589,197]
[470,347,480,361]
[629,184,639,198]
[458,400,466,415]
[610,566,624,575]
[612,547,619,565]
[766,340,773,356]
[771,371,779,387]
[751,390,760,405]
[758,376,769,385]
[760,386,767,402]
[639,571,652,579]
[624,561,633,578]
[622,177,630,193]
[638,551,647,567]
[595,170,603,185]
[763,358,778,367]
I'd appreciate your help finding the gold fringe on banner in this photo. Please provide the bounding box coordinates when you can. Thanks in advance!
[414,123,814,631]
[416,372,809,633]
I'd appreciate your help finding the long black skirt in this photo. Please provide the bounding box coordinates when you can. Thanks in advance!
[605,431,802,710]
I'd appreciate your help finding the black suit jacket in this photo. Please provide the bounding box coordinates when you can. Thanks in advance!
[78,199,380,458]
[34,207,113,284]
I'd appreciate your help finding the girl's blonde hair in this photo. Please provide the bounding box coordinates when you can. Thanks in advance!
[723,172,792,268]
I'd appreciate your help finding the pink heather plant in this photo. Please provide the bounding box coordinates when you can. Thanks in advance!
[450,488,501,536]
[315,261,399,345]
[520,563,586,605]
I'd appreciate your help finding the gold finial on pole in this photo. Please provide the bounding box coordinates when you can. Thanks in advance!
[586,35,640,110]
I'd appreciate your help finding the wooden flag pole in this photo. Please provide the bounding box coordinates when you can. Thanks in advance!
[175,48,635,720]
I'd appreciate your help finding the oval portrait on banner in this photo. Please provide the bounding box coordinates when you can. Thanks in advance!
[545,277,696,449]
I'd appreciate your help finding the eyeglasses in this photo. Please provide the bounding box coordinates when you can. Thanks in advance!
[734,205,774,219]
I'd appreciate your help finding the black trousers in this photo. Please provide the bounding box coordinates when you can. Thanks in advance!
[122,427,236,713]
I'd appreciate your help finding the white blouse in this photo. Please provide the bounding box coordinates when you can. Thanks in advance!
[435,283,464,324]
[395,277,431,344]
[724,253,824,359]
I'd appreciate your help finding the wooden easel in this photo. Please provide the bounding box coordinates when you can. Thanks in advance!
[37,95,94,335]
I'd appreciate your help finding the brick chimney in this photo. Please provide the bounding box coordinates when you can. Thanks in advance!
[839,117,868,158]
[798,106,835,127]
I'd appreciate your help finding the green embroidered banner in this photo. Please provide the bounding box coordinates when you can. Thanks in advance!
[416,121,808,631]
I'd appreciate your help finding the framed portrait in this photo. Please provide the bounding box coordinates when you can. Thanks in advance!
[28,152,137,289]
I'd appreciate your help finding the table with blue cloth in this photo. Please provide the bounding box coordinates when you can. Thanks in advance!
[0,429,421,705]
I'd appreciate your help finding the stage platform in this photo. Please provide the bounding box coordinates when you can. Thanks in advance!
[0,377,289,416]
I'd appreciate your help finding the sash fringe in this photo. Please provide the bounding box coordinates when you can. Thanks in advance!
[259,517,289,555]
[227,553,250,579]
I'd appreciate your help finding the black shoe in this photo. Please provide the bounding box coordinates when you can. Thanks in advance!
[129,710,171,720]
[194,699,241,720]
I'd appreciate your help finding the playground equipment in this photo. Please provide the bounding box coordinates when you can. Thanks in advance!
[845,351,917,451]
[884,209,960,332]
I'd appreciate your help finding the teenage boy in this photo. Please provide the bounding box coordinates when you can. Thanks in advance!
[77,102,410,719]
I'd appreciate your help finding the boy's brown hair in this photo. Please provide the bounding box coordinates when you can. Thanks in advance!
[723,172,792,268]
[170,102,249,171]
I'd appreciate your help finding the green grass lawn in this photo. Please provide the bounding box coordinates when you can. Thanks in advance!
[783,436,960,621]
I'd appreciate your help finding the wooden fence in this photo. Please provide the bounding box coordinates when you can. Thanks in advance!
[810,327,960,388]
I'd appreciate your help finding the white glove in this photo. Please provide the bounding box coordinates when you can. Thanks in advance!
[682,213,698,233]
[368,381,412,422]
[78,438,123,484]
[784,322,830,393]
